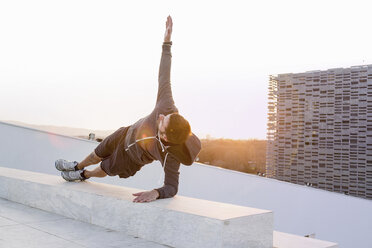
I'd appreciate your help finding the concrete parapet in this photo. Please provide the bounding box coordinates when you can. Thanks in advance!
[0,167,273,248]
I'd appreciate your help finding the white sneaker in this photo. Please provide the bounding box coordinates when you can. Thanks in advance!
[55,159,78,171]
[61,170,86,182]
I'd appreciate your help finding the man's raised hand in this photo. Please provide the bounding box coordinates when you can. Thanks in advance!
[164,15,173,42]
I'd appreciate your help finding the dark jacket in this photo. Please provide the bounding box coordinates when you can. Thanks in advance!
[124,42,201,199]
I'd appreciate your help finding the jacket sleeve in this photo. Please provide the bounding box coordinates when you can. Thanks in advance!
[156,42,178,113]
[154,153,180,199]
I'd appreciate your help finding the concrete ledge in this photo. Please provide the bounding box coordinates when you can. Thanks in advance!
[0,167,273,248]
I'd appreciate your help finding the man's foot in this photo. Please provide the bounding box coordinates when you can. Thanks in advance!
[55,159,79,171]
[61,170,86,182]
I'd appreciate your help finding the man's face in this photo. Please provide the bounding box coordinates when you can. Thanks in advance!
[158,114,171,141]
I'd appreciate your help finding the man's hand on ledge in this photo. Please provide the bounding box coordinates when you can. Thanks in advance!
[132,189,159,203]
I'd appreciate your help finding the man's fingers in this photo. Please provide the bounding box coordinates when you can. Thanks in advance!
[166,15,172,29]
[133,196,153,203]
[133,197,142,202]
[133,195,145,202]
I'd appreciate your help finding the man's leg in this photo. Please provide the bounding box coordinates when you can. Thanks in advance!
[83,165,107,179]
[76,151,102,170]
[79,151,107,179]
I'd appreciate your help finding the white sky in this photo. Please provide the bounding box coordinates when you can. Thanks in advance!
[1,0,372,139]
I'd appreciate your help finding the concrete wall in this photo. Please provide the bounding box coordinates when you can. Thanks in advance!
[0,121,371,248]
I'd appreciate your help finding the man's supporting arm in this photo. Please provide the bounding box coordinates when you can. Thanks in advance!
[154,153,180,199]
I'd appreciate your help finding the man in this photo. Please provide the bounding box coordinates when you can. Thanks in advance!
[55,16,201,203]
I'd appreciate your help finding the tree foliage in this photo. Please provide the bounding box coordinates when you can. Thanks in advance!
[198,139,267,175]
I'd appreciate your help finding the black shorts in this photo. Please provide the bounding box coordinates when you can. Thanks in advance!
[94,126,142,178]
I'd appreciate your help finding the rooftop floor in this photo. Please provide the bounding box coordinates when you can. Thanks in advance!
[0,197,169,248]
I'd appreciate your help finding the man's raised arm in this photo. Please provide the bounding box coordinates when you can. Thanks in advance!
[156,16,177,110]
